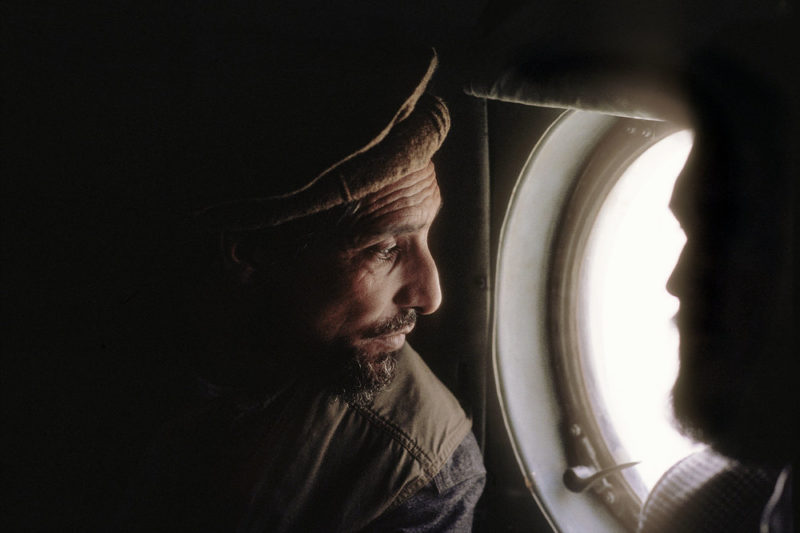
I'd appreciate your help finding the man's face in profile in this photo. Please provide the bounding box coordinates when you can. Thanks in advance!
[665,133,794,461]
[666,134,760,456]
[666,150,735,447]
[287,163,443,400]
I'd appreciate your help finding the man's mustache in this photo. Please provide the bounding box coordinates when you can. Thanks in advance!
[366,310,417,337]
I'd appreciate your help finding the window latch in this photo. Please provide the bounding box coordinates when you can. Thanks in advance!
[563,461,640,493]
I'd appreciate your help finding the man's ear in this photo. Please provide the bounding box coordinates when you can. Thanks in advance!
[221,231,257,284]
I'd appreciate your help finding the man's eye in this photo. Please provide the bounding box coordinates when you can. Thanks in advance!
[370,244,401,262]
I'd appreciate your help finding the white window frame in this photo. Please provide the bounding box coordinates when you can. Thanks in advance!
[493,109,684,532]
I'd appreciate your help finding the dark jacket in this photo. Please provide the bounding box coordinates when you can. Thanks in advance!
[122,343,473,532]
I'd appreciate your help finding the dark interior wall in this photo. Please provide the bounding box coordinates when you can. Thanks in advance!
[4,5,198,530]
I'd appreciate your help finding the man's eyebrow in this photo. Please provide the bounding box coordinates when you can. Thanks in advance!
[355,222,423,243]
[350,202,443,244]
[372,222,424,237]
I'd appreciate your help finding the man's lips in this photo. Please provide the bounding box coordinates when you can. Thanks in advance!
[375,333,406,351]
[369,326,414,351]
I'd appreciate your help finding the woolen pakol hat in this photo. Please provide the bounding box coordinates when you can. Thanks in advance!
[189,44,450,231]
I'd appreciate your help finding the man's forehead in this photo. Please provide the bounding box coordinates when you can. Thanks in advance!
[351,162,441,240]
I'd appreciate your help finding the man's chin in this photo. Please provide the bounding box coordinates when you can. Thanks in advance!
[312,336,401,406]
[332,348,400,406]
[672,372,716,445]
[671,286,798,462]
[670,331,733,445]
[671,363,788,462]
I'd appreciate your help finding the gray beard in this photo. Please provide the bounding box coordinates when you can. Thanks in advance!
[670,348,799,463]
[328,309,414,406]
[333,348,399,406]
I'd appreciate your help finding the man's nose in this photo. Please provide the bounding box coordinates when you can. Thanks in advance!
[395,245,442,315]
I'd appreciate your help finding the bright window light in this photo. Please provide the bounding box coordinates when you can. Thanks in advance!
[581,130,703,490]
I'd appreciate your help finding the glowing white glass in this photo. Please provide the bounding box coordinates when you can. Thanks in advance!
[581,130,703,490]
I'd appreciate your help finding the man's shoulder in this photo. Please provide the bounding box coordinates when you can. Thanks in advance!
[638,448,784,533]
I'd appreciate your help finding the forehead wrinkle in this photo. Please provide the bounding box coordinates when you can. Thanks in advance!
[350,190,441,246]
[358,171,438,218]
[360,179,439,221]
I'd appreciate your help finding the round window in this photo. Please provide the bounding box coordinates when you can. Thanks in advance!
[494,110,700,532]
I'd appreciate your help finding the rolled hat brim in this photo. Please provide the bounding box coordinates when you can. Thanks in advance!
[193,48,450,231]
